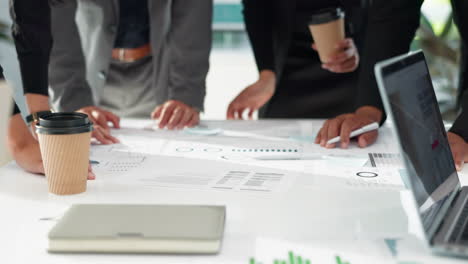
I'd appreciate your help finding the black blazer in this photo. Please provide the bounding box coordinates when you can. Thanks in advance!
[450,0,468,141]
[10,0,52,96]
[357,0,468,140]
[355,0,423,117]
[242,0,367,82]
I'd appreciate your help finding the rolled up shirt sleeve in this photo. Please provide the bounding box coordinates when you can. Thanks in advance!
[10,0,52,96]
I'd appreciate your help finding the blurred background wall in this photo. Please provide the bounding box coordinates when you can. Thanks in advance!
[0,0,463,121]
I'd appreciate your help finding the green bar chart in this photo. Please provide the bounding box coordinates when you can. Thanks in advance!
[335,256,350,264]
[249,251,349,264]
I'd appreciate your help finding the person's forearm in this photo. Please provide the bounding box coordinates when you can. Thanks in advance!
[450,108,468,142]
[26,94,51,113]
[11,141,43,174]
[7,114,44,174]
[258,70,276,84]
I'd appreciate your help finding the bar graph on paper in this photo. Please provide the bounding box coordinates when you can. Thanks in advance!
[249,252,351,264]
[367,153,402,168]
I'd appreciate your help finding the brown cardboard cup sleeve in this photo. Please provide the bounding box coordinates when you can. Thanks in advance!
[36,113,93,195]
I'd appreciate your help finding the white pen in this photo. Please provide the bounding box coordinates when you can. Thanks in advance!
[326,122,379,145]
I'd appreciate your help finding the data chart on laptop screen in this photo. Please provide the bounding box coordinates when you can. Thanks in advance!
[383,59,459,234]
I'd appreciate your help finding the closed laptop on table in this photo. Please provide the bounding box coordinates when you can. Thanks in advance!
[48,204,226,254]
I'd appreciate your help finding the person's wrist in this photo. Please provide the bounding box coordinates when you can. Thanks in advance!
[25,110,53,126]
[258,70,277,94]
[192,106,201,113]
[448,131,468,144]
[259,70,276,83]
[355,106,383,123]
[25,93,51,113]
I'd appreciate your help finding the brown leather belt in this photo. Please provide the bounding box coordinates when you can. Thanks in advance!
[112,44,151,62]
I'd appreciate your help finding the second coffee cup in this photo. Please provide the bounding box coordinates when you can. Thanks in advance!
[36,112,93,195]
[308,7,345,63]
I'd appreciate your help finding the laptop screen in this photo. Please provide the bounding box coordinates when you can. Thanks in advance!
[378,52,459,238]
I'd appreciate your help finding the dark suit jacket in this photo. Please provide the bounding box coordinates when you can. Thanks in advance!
[10,0,52,96]
[355,0,423,120]
[358,0,467,140]
[450,0,468,141]
[242,0,367,83]
[48,0,212,112]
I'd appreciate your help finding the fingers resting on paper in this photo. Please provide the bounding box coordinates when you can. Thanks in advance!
[315,107,382,149]
[78,106,120,144]
[151,100,200,130]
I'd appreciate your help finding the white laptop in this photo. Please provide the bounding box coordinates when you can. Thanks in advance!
[375,50,468,258]
[48,204,226,254]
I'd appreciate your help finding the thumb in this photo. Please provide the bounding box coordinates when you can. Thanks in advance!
[357,131,378,148]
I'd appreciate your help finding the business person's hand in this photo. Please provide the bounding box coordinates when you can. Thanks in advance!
[7,114,96,179]
[448,132,468,171]
[78,106,120,145]
[227,70,276,120]
[78,106,120,130]
[314,38,359,73]
[315,106,382,148]
[151,100,200,130]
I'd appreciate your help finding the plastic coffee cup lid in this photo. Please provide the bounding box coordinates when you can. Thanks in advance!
[36,112,93,135]
[308,7,345,25]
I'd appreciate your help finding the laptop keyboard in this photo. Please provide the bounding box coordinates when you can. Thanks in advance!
[451,202,468,243]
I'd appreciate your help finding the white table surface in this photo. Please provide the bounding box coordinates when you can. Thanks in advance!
[1,119,468,264]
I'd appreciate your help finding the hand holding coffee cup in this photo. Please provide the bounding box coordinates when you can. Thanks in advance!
[315,38,360,73]
[36,113,93,195]
[308,7,346,64]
